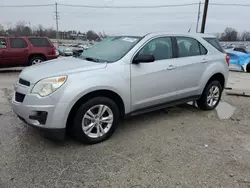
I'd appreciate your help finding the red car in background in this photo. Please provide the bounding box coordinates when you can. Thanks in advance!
[0,36,58,68]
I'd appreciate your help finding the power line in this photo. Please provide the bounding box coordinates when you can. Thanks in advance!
[209,3,250,7]
[58,3,199,9]
[1,3,250,8]
[0,4,54,8]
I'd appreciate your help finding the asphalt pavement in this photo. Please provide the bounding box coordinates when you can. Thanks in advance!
[1,72,250,188]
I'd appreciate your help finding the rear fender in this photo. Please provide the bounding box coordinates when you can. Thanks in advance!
[199,63,228,94]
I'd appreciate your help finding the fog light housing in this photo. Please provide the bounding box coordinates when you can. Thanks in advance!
[29,111,48,125]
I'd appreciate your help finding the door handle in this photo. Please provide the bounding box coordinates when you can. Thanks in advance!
[167,65,176,70]
[201,59,207,63]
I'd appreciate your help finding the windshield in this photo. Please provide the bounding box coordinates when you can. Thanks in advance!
[79,36,142,62]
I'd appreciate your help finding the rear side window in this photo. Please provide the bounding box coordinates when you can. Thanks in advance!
[0,38,6,49]
[176,37,207,57]
[203,38,224,53]
[28,38,51,47]
[10,38,28,48]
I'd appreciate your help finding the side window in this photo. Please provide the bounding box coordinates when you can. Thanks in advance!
[137,37,173,61]
[10,38,28,48]
[199,43,208,55]
[0,38,6,49]
[176,37,206,57]
[28,38,50,47]
[203,38,224,53]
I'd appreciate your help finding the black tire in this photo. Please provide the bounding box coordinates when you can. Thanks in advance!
[29,56,44,66]
[197,80,223,110]
[246,63,250,73]
[73,97,120,144]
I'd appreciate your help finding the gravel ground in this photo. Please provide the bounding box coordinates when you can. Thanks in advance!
[0,72,250,188]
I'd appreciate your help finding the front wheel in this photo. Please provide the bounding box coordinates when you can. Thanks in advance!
[197,80,223,110]
[73,97,120,144]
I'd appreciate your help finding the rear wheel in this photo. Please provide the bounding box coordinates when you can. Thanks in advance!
[29,56,44,66]
[73,97,120,144]
[246,63,250,73]
[197,80,222,110]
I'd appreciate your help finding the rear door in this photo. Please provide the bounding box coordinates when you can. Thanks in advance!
[172,36,208,97]
[8,38,29,66]
[0,38,7,66]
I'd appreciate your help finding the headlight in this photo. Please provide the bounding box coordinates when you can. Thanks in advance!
[31,76,67,97]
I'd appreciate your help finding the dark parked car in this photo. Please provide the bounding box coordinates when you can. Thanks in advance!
[0,36,57,68]
[72,48,84,57]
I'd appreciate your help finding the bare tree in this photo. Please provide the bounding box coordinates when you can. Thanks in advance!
[15,21,26,36]
[220,27,239,41]
[0,24,5,35]
[0,20,107,41]
[240,31,250,41]
[86,30,100,41]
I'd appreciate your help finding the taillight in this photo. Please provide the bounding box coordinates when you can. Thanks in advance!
[52,46,56,55]
[226,55,230,66]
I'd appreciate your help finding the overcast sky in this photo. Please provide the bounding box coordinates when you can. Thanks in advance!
[1,0,250,35]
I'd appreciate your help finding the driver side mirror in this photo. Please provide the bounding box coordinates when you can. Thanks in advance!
[132,54,155,64]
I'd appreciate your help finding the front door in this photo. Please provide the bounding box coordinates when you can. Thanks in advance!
[131,36,180,111]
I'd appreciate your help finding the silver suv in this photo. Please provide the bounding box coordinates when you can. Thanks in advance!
[11,32,229,144]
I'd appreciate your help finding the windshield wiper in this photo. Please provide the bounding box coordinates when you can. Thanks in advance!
[83,57,99,62]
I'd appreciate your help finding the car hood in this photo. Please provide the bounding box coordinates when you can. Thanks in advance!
[19,57,107,83]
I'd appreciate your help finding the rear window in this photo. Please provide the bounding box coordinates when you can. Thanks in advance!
[28,38,51,47]
[203,37,225,53]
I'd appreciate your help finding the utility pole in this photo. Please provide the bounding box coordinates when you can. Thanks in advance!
[55,2,59,47]
[196,1,201,33]
[201,0,209,33]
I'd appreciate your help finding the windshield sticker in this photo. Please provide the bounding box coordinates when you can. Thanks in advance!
[122,37,138,43]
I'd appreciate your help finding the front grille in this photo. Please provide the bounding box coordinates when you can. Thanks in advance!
[19,78,30,87]
[15,92,25,103]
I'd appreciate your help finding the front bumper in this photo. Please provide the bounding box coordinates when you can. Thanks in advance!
[11,83,68,141]
[17,115,65,141]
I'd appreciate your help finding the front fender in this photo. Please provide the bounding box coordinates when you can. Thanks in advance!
[56,73,130,125]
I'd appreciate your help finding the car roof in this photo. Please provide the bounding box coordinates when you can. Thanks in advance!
[142,31,216,38]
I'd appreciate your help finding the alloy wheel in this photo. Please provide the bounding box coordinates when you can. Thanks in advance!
[207,85,220,107]
[32,59,42,65]
[82,104,114,138]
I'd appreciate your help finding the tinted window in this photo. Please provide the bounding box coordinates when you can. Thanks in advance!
[176,37,207,57]
[199,43,208,55]
[203,37,224,53]
[0,38,6,49]
[28,38,51,47]
[10,38,27,48]
[176,37,200,57]
[137,37,173,61]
